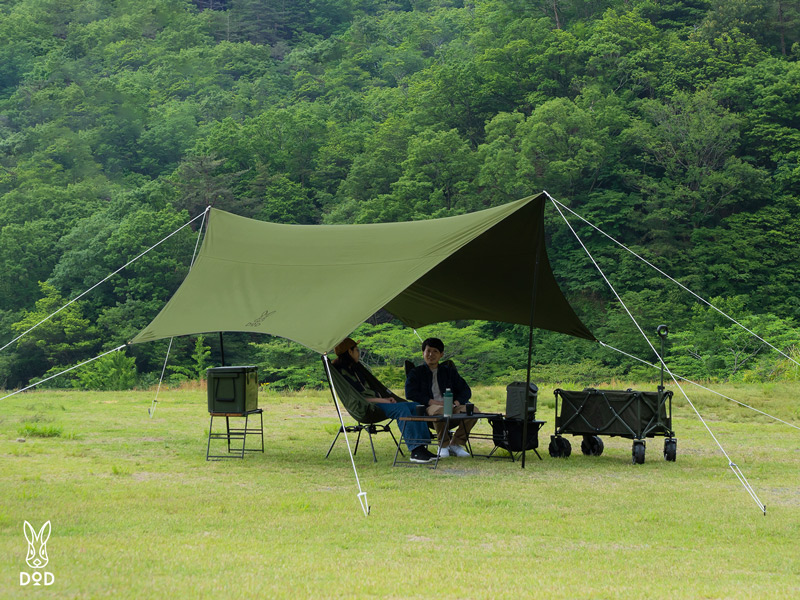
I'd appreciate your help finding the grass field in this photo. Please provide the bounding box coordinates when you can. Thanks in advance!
[1,382,798,599]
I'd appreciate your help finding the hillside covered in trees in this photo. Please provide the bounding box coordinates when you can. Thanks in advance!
[1,0,799,389]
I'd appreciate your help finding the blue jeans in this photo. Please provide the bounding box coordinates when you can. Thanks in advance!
[378,402,430,451]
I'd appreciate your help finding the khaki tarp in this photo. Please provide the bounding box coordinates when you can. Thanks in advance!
[130,193,594,352]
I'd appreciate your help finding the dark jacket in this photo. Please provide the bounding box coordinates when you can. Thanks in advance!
[405,362,471,406]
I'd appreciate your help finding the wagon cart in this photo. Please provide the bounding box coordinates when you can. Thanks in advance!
[549,387,676,464]
[549,324,677,464]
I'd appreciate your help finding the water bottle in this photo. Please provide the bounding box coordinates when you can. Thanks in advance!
[443,388,453,417]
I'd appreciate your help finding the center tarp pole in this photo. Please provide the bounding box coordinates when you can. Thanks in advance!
[522,234,543,469]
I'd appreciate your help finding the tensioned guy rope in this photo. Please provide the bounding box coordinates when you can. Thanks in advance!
[149,207,210,418]
[546,192,799,368]
[548,193,767,515]
[1,209,209,354]
[0,345,126,402]
[598,340,800,432]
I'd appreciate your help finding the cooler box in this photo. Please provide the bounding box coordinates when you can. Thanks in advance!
[207,366,258,413]
[506,381,538,420]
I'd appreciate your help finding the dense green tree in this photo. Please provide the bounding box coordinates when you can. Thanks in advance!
[390,127,480,216]
[669,296,799,381]
[1,0,798,388]
[518,98,605,198]
[476,111,528,206]
[253,172,319,223]
[169,154,252,216]
[249,335,326,390]
[0,220,59,311]
[622,90,768,253]
[768,0,800,56]
[689,199,800,317]
[637,0,713,30]
[11,281,101,376]
[582,9,664,98]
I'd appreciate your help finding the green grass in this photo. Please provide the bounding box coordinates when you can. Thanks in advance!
[1,384,798,599]
[17,423,64,438]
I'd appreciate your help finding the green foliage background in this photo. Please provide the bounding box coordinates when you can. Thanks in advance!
[1,0,799,389]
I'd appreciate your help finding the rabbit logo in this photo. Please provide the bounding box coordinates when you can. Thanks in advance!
[24,520,50,568]
[20,521,55,586]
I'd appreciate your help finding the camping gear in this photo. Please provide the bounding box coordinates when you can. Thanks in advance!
[130,194,594,352]
[487,417,546,460]
[207,366,258,413]
[484,381,544,461]
[506,381,539,467]
[322,357,404,462]
[206,409,264,461]
[549,323,677,465]
[8,192,771,513]
[550,387,676,464]
[206,366,263,461]
[129,193,597,511]
[443,388,453,417]
[505,381,538,419]
[131,193,594,474]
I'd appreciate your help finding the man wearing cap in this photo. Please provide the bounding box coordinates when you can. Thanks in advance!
[331,338,437,464]
[404,337,476,458]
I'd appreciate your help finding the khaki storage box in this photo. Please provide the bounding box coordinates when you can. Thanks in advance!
[207,366,258,413]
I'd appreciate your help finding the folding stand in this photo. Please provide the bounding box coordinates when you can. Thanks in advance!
[206,408,264,460]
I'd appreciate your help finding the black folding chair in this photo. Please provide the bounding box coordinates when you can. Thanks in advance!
[323,357,404,462]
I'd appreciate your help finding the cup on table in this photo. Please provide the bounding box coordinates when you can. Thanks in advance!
[415,404,426,416]
[465,402,474,416]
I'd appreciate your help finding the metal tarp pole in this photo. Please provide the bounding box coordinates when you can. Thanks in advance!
[321,354,370,516]
[522,235,543,468]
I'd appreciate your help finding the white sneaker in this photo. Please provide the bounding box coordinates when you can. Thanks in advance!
[449,444,470,457]
[437,446,450,458]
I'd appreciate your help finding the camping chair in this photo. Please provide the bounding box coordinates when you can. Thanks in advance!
[323,356,405,463]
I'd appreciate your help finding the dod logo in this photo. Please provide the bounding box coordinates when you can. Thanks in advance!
[20,521,55,587]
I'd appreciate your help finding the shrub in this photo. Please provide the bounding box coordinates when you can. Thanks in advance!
[77,351,137,390]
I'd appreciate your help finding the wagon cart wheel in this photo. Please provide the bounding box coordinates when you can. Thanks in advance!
[549,436,563,458]
[664,438,677,462]
[632,440,646,464]
[558,436,572,458]
[581,435,604,456]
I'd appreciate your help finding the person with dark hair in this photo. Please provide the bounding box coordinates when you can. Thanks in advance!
[404,337,476,458]
[332,337,436,464]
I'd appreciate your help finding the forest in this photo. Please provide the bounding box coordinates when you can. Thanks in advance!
[1,0,799,390]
